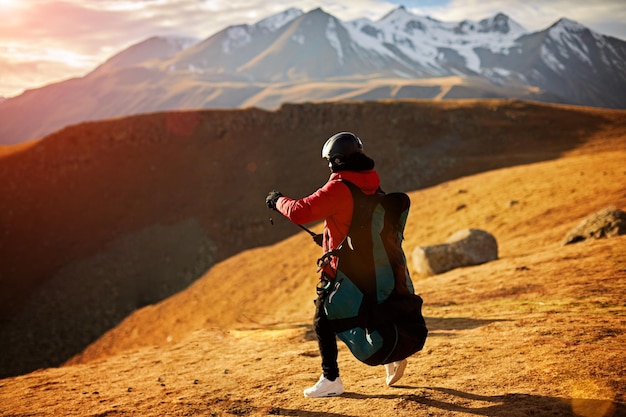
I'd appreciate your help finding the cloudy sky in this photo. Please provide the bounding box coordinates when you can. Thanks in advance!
[1,0,625,98]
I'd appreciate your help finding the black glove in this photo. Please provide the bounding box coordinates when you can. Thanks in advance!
[312,234,323,247]
[266,190,283,210]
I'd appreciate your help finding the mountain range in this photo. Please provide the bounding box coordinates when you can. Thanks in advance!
[1,6,626,145]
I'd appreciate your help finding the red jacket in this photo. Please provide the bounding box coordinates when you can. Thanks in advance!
[275,170,381,275]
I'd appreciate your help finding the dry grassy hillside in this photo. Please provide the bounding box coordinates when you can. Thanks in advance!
[67,148,626,363]
[0,99,625,380]
[0,125,624,416]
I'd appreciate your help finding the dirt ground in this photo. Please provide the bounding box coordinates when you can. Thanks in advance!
[1,141,625,416]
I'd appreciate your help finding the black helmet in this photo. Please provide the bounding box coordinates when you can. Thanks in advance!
[321,132,363,168]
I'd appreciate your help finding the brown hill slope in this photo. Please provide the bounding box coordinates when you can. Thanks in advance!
[66,148,626,361]
[0,141,624,416]
[1,99,625,379]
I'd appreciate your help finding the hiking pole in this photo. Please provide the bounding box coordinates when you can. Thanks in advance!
[296,223,316,237]
[270,208,322,246]
[270,208,315,236]
[294,222,323,246]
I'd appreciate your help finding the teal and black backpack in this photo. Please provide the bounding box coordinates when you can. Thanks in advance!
[321,180,428,366]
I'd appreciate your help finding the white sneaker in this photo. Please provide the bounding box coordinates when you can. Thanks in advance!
[303,375,345,398]
[385,359,408,386]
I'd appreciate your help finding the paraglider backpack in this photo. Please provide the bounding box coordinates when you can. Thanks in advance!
[321,180,428,366]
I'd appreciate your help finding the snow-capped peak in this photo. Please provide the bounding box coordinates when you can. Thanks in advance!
[345,8,528,74]
[542,18,598,70]
[379,5,413,21]
[219,8,304,54]
[454,13,526,38]
[552,18,587,33]
[257,7,303,31]
[477,13,526,36]
[377,5,437,32]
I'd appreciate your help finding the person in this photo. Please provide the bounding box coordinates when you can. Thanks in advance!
[265,132,408,398]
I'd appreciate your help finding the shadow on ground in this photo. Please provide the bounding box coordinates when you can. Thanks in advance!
[425,317,508,335]
[341,387,624,417]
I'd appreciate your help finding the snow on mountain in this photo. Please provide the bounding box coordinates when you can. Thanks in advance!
[527,16,626,75]
[158,7,529,81]
[256,7,304,32]
[344,7,527,75]
[543,18,595,69]
[162,7,303,75]
[218,8,303,54]
[519,17,626,108]
[475,12,526,36]
[232,8,360,80]
[1,6,625,145]
[90,6,623,90]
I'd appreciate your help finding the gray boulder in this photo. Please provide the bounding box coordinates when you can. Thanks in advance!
[412,229,498,276]
[562,206,626,245]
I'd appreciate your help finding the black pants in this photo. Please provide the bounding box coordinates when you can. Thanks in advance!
[314,293,339,380]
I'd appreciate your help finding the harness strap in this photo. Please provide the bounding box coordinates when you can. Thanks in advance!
[316,246,341,272]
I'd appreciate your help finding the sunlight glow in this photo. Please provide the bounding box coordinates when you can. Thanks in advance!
[0,0,17,9]
[75,0,169,12]
[1,43,94,68]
